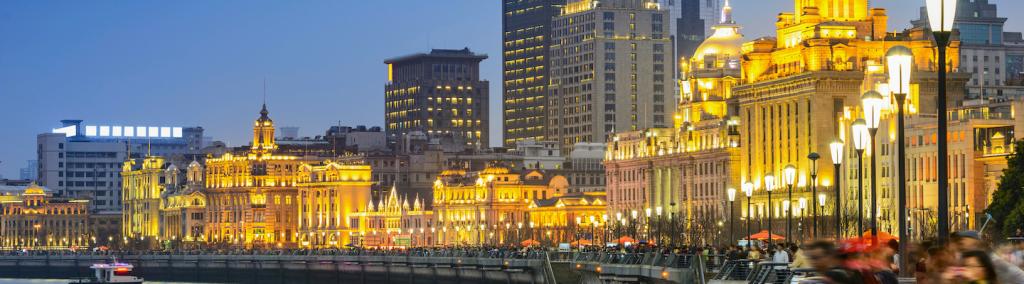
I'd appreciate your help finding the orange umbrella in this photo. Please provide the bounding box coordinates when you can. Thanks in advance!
[746,230,785,240]
[570,239,593,246]
[616,236,637,244]
[861,230,899,242]
[521,239,541,246]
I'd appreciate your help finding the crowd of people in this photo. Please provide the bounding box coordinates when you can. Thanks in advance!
[705,230,1024,284]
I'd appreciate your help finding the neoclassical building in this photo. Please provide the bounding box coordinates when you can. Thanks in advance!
[122,156,167,245]
[432,166,568,245]
[159,161,206,244]
[203,105,361,248]
[604,1,742,244]
[734,0,965,240]
[0,183,90,250]
[526,192,608,245]
[294,160,373,248]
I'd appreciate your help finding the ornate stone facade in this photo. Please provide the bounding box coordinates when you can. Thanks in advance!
[0,184,89,250]
[432,166,568,245]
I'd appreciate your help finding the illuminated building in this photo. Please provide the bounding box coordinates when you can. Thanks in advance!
[158,161,206,244]
[604,1,741,244]
[203,105,321,248]
[904,101,1024,239]
[355,186,433,248]
[526,192,608,245]
[39,120,205,211]
[0,183,90,250]
[432,165,568,245]
[121,156,167,245]
[548,0,672,148]
[203,105,375,248]
[735,0,965,239]
[502,0,565,146]
[295,161,373,248]
[385,48,490,149]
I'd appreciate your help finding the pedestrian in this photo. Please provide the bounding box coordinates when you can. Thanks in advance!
[804,240,863,284]
[791,244,811,269]
[944,250,999,284]
[772,244,790,263]
[952,231,1024,284]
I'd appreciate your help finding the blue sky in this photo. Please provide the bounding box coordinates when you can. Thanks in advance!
[1,0,1022,178]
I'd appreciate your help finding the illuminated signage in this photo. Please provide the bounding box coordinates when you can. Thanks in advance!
[53,125,184,138]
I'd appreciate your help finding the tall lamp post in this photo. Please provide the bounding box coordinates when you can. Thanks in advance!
[764,174,776,245]
[887,45,914,275]
[644,208,652,242]
[727,188,737,246]
[830,140,844,239]
[655,207,663,244]
[818,193,827,237]
[602,214,609,245]
[852,119,869,236]
[783,165,797,243]
[862,91,885,245]
[743,182,754,249]
[808,153,820,239]
[926,0,956,244]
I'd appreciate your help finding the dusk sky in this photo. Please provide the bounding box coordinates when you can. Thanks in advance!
[2,0,1023,178]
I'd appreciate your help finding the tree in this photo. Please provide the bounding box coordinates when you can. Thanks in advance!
[986,140,1024,238]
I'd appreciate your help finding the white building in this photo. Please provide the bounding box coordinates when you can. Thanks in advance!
[516,139,566,170]
[38,120,203,211]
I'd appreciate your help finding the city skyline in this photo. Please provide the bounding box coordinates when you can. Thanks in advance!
[3,0,1024,178]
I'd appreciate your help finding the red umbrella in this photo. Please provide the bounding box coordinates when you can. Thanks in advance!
[570,239,593,246]
[521,239,541,246]
[616,236,637,244]
[746,230,786,240]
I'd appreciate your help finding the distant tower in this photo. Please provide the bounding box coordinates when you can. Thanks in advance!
[251,104,278,156]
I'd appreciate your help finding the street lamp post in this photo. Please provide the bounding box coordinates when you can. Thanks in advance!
[830,140,844,239]
[764,174,776,245]
[926,0,956,244]
[645,208,652,242]
[818,193,827,236]
[862,91,885,245]
[598,213,606,244]
[852,119,869,236]
[783,165,797,243]
[670,202,676,245]
[655,207,663,245]
[887,45,914,274]
[727,188,737,246]
[743,182,754,249]
[808,153,820,239]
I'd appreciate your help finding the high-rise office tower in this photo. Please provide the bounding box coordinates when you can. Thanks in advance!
[384,48,490,148]
[914,0,1024,99]
[676,0,707,60]
[697,0,723,38]
[549,0,672,148]
[502,0,566,147]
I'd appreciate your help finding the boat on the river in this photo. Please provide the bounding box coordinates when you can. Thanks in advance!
[69,258,143,284]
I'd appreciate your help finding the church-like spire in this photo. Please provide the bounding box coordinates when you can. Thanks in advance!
[259,103,270,121]
[721,0,733,24]
[251,102,277,155]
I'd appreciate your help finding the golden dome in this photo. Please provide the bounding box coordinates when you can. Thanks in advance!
[691,0,743,70]
[23,183,46,196]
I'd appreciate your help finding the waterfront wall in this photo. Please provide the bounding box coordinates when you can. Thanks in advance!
[0,254,553,284]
